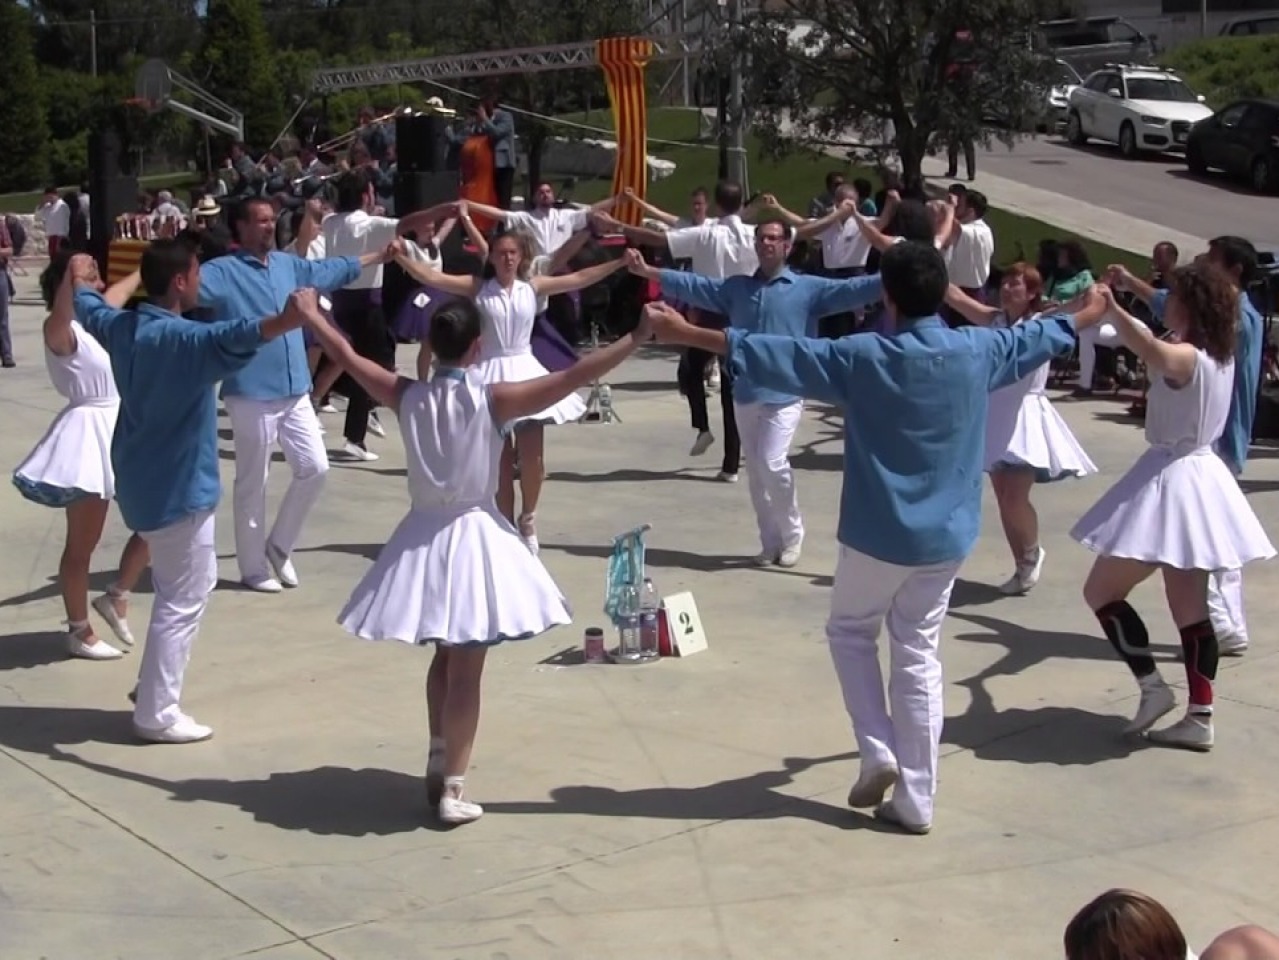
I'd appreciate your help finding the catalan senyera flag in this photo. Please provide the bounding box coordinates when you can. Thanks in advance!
[107,239,148,285]
[596,37,653,226]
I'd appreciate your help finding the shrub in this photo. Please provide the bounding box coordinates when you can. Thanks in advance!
[1165,35,1279,107]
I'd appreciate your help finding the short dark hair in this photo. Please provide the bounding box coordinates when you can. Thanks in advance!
[825,170,845,191]
[1208,235,1258,287]
[429,299,484,364]
[852,177,873,201]
[885,199,934,244]
[966,190,989,218]
[714,180,744,216]
[690,186,708,199]
[1155,240,1179,261]
[947,183,967,199]
[880,242,948,319]
[755,220,793,241]
[140,238,197,299]
[39,248,75,309]
[334,170,372,213]
[176,227,229,264]
[236,196,274,224]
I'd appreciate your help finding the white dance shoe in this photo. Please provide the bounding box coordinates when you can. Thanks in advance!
[266,542,299,588]
[847,764,899,809]
[1147,713,1214,752]
[438,792,484,825]
[241,575,283,594]
[66,623,124,661]
[689,431,714,456]
[998,546,1046,596]
[91,594,136,647]
[342,441,379,462]
[133,715,214,744]
[1126,677,1176,735]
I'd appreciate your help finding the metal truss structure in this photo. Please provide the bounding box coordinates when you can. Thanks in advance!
[310,37,696,94]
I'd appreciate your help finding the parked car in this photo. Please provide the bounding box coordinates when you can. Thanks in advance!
[1185,98,1279,193]
[984,58,1082,132]
[1219,15,1279,36]
[1066,64,1213,157]
[1038,16,1158,75]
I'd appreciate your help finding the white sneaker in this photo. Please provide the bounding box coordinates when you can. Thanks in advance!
[438,793,484,824]
[91,594,136,647]
[752,550,777,567]
[690,431,715,456]
[1218,633,1249,657]
[1147,712,1214,752]
[707,365,721,390]
[265,542,299,588]
[873,801,931,835]
[342,442,379,462]
[998,546,1046,596]
[716,471,738,483]
[1126,678,1176,735]
[241,575,283,594]
[777,545,802,568]
[67,626,124,661]
[847,764,899,809]
[133,716,213,744]
[367,414,386,438]
[317,401,338,414]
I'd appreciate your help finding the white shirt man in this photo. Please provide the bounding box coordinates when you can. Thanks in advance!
[665,214,759,281]
[467,182,615,259]
[946,190,995,293]
[151,191,185,231]
[35,192,70,257]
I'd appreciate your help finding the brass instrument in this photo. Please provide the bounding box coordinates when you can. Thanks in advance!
[291,170,343,189]
[316,107,413,154]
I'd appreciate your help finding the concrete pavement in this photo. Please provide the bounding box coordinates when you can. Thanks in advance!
[2,267,1279,959]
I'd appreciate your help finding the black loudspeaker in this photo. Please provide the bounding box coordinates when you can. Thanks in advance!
[385,170,469,335]
[87,128,139,271]
[395,114,450,173]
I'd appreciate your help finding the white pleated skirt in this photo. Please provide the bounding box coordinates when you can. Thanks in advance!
[1070,447,1275,570]
[478,353,586,425]
[985,394,1097,482]
[339,504,572,647]
[13,402,118,503]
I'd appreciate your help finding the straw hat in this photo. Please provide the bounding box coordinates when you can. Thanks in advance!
[193,196,221,217]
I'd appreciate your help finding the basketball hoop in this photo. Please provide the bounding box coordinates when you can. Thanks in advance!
[124,97,160,114]
[134,59,172,113]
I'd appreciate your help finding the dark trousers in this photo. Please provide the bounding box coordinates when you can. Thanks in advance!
[0,270,11,362]
[677,310,740,475]
[817,265,864,339]
[494,166,515,210]
[331,290,395,447]
[947,140,976,179]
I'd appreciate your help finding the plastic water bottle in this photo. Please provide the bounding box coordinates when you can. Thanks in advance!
[638,578,661,660]
[615,582,641,662]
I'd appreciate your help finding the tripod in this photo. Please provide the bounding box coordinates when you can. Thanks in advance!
[580,322,621,423]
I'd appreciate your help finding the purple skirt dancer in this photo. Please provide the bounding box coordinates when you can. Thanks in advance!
[392,284,455,343]
[531,290,580,373]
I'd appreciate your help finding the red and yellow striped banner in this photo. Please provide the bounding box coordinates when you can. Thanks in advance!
[107,239,148,285]
[596,37,653,226]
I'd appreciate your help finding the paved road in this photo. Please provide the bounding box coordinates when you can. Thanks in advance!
[973,133,1279,248]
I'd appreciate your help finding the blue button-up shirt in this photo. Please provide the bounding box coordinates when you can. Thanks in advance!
[74,289,268,533]
[726,314,1078,566]
[1150,288,1261,475]
[658,267,884,405]
[197,251,361,400]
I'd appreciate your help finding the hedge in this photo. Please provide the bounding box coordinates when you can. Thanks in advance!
[1164,35,1279,108]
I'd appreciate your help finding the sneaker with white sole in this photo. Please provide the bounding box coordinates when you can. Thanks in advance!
[1218,633,1249,657]
[998,546,1046,596]
[91,593,136,647]
[873,802,931,835]
[716,471,738,483]
[438,792,484,825]
[266,542,299,588]
[241,575,283,594]
[1147,712,1214,752]
[752,550,777,567]
[66,623,124,661]
[1126,677,1176,735]
[367,414,386,438]
[777,545,802,568]
[690,431,714,456]
[847,764,899,809]
[342,441,379,462]
[133,715,214,744]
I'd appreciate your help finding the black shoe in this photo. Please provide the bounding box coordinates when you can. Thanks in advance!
[1,358,14,368]
[945,169,958,178]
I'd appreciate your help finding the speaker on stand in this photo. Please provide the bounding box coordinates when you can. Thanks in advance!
[87,127,140,274]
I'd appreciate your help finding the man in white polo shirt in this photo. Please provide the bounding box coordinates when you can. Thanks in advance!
[943,187,994,325]
[604,180,757,479]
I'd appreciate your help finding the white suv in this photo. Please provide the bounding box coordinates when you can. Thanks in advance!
[1066,65,1214,157]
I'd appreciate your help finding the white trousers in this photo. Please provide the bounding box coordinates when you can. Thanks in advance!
[134,510,218,730]
[1208,568,1248,642]
[734,400,804,554]
[826,545,961,827]
[224,395,329,581]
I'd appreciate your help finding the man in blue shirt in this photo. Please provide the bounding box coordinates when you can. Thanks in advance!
[645,242,1108,834]
[70,244,321,744]
[628,221,884,569]
[1108,236,1263,657]
[196,196,386,594]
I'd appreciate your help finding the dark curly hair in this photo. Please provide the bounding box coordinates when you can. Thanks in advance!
[1167,262,1237,364]
[38,248,77,310]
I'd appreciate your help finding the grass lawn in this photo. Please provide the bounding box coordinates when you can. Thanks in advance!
[0,171,199,214]
[556,106,1147,274]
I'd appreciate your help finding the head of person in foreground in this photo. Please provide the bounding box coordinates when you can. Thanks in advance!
[428,299,485,368]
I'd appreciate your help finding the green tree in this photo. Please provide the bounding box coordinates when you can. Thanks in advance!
[0,0,51,192]
[739,0,1060,192]
[196,0,285,150]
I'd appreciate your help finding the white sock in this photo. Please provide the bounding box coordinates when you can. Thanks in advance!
[443,775,465,798]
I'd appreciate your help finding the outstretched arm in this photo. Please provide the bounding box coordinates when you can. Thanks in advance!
[531,253,626,298]
[1096,284,1197,384]
[44,254,87,356]
[621,187,679,227]
[851,210,899,253]
[303,307,409,409]
[943,284,1000,326]
[490,314,652,424]
[548,228,594,275]
[394,249,483,298]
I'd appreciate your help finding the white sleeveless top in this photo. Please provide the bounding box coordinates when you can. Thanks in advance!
[475,278,538,361]
[48,320,119,407]
[397,368,502,514]
[1144,348,1234,458]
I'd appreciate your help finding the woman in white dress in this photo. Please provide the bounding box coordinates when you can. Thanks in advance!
[12,254,149,660]
[943,262,1097,594]
[301,288,652,825]
[392,226,629,554]
[1072,268,1274,752]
